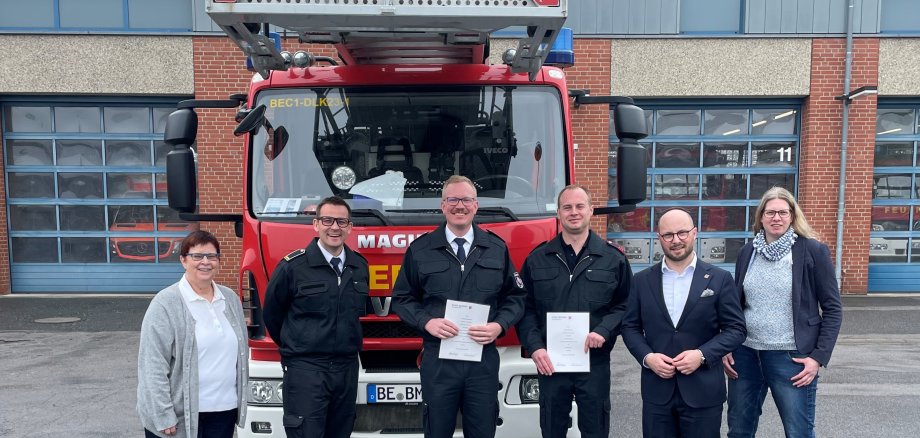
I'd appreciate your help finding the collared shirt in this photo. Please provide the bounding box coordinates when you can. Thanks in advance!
[661,254,698,327]
[317,243,346,273]
[179,275,239,412]
[445,226,474,260]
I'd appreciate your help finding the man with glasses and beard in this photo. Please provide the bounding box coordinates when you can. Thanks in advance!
[621,208,746,438]
[262,196,370,438]
[393,175,526,438]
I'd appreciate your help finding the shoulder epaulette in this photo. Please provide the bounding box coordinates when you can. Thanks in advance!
[607,240,626,255]
[283,248,306,261]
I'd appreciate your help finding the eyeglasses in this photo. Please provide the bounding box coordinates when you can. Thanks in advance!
[763,209,791,218]
[658,228,695,242]
[444,197,477,206]
[184,253,220,261]
[317,216,351,227]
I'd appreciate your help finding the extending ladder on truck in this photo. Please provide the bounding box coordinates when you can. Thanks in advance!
[205,0,568,80]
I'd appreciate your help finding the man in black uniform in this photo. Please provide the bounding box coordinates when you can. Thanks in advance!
[262,196,370,438]
[392,175,526,438]
[515,185,632,438]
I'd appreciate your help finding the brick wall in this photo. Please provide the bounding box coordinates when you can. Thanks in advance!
[566,39,613,235]
[800,38,879,294]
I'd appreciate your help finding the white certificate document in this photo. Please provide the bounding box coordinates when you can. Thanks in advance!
[547,312,590,372]
[439,300,490,362]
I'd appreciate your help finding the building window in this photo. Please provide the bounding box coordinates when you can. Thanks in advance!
[871,106,920,263]
[680,0,742,34]
[0,0,192,32]
[880,0,920,33]
[607,103,800,268]
[2,102,197,266]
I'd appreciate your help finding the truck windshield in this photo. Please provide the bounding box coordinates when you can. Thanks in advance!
[250,86,566,225]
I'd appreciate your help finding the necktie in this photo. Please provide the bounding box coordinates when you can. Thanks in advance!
[330,257,342,276]
[454,237,467,264]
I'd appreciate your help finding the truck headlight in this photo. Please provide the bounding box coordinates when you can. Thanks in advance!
[248,380,283,406]
[519,375,540,403]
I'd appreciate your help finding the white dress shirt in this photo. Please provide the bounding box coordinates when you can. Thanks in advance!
[661,254,698,327]
[179,275,239,412]
[445,227,474,260]
[318,243,346,272]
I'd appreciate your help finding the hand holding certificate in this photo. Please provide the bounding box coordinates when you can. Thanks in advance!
[547,312,590,372]
[439,300,491,362]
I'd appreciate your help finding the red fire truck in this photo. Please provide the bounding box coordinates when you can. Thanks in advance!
[164,1,647,436]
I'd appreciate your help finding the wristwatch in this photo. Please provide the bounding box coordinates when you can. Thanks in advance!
[696,349,706,365]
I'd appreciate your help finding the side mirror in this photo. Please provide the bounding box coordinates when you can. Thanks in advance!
[167,147,197,213]
[164,109,198,146]
[268,125,289,160]
[164,108,199,213]
[613,104,649,206]
[234,104,267,136]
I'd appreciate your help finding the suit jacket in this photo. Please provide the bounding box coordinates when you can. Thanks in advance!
[734,236,843,366]
[621,258,746,408]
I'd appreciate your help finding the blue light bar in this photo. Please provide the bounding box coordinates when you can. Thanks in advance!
[545,27,573,68]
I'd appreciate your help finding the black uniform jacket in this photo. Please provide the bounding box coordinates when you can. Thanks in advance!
[516,231,633,363]
[392,223,527,348]
[262,238,370,364]
[621,259,746,408]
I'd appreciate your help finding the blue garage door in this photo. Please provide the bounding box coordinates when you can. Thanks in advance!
[869,103,920,292]
[2,98,194,293]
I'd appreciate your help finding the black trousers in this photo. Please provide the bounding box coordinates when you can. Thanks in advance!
[281,357,359,438]
[143,408,237,438]
[419,346,500,438]
[538,361,611,438]
[642,388,722,438]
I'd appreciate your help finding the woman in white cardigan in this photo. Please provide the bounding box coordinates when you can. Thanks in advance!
[137,230,247,437]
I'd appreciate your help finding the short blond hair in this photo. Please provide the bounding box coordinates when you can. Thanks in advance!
[556,185,592,207]
[442,175,477,197]
[752,187,818,240]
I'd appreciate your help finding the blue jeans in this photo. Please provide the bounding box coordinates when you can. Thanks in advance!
[727,345,818,438]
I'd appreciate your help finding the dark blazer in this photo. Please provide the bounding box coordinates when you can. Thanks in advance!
[621,258,746,408]
[734,236,843,366]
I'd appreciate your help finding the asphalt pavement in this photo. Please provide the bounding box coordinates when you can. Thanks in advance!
[1,294,918,437]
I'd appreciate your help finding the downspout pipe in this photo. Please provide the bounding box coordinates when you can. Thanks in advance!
[835,0,855,288]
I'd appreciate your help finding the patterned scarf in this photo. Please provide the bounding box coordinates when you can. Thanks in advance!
[752,227,797,261]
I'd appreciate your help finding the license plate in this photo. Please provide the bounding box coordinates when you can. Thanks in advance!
[367,384,423,403]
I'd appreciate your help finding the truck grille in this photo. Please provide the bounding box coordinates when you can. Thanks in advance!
[354,404,461,434]
[362,321,418,339]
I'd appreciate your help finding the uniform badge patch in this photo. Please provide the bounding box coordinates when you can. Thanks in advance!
[514,272,524,289]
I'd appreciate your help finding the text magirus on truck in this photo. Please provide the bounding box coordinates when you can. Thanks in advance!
[163,1,647,437]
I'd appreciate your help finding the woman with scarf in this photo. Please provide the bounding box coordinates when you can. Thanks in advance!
[723,187,842,438]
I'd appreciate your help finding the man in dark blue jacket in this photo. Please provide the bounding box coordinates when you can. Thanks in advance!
[393,175,526,438]
[621,208,746,437]
[516,185,632,438]
[262,196,370,438]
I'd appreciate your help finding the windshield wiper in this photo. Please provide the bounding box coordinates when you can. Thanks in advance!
[473,207,519,221]
[256,208,391,225]
[394,207,519,221]
[350,209,391,226]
